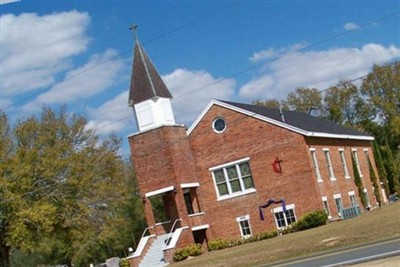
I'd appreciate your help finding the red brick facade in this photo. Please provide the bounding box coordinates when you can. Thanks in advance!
[128,101,383,264]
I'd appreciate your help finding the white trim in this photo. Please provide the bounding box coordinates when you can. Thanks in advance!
[322,196,328,201]
[191,224,209,231]
[216,188,257,201]
[236,214,250,222]
[187,100,374,141]
[363,148,369,152]
[212,117,227,133]
[333,193,342,199]
[236,215,252,238]
[180,182,200,188]
[188,212,205,217]
[363,188,368,193]
[338,149,351,179]
[322,148,330,151]
[163,226,189,250]
[209,157,250,171]
[309,148,316,151]
[348,191,355,196]
[310,149,322,182]
[351,148,358,151]
[145,186,174,198]
[273,204,295,213]
[128,234,156,259]
[154,220,171,226]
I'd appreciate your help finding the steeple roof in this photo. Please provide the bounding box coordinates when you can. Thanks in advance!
[128,41,172,106]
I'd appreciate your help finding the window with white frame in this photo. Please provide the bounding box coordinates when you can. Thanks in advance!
[364,188,371,207]
[323,149,335,180]
[352,149,363,177]
[310,149,322,182]
[364,149,370,166]
[348,191,357,207]
[236,215,252,238]
[210,158,255,200]
[339,149,350,179]
[273,204,297,229]
[322,196,331,218]
[334,194,343,217]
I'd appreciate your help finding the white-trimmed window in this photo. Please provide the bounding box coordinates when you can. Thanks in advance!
[273,204,297,229]
[236,215,252,238]
[364,149,370,165]
[352,149,363,177]
[323,149,335,180]
[339,149,350,179]
[310,149,322,182]
[322,196,331,218]
[348,191,357,207]
[210,158,255,200]
[334,194,343,217]
[363,188,371,207]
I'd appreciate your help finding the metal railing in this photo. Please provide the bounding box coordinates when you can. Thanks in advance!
[164,218,182,247]
[140,225,154,240]
[341,205,361,220]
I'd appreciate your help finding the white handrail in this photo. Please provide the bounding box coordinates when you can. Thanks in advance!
[141,225,154,240]
[129,226,155,259]
[164,218,182,247]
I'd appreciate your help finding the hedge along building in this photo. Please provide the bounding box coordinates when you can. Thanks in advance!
[127,31,387,266]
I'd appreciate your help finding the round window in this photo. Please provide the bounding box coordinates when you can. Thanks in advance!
[213,118,226,133]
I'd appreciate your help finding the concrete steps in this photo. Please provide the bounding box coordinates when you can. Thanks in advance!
[139,234,169,267]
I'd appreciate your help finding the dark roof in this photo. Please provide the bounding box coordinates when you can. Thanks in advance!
[220,100,371,137]
[128,41,172,105]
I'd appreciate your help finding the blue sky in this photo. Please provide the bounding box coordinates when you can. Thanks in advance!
[1,0,400,155]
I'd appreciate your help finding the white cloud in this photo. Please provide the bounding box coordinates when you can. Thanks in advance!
[240,43,400,101]
[86,68,236,136]
[86,90,134,135]
[38,49,125,103]
[250,43,307,63]
[0,0,20,5]
[344,22,359,30]
[163,69,236,123]
[21,49,126,113]
[1,11,90,96]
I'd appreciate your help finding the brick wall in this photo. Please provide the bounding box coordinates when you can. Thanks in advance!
[188,105,323,241]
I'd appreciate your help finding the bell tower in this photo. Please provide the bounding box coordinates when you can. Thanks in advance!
[128,24,176,132]
[127,26,205,247]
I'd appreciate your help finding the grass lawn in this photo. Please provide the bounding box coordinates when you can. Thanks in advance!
[172,202,400,267]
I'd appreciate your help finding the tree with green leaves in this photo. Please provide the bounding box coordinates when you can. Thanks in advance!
[351,153,367,209]
[372,140,389,198]
[361,62,400,148]
[0,107,145,267]
[283,87,322,113]
[323,81,375,130]
[252,99,284,109]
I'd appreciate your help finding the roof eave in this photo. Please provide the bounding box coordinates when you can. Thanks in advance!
[187,100,374,141]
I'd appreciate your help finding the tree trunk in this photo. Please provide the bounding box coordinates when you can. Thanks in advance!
[0,233,11,267]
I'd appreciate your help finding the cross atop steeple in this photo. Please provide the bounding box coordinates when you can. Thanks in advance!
[129,24,139,42]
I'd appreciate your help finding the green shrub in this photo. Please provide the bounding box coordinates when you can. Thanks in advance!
[293,210,328,231]
[208,239,230,251]
[119,258,129,267]
[173,243,203,262]
[208,231,278,251]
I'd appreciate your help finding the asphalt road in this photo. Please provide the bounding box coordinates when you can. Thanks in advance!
[262,237,400,267]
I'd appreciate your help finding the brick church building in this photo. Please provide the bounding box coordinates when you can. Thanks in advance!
[127,35,386,266]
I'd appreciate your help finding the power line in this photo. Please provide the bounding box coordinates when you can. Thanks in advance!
[2,1,242,111]
[91,61,400,134]
[87,11,400,133]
